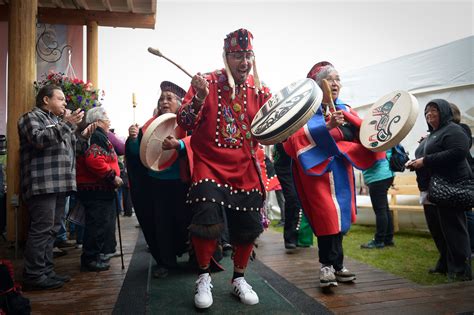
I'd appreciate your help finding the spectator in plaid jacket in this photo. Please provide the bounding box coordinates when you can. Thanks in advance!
[18,84,84,290]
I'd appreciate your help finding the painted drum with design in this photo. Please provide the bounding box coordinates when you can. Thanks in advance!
[140,113,186,171]
[360,90,419,152]
[251,78,322,145]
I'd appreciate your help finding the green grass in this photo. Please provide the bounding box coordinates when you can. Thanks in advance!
[269,221,473,285]
[342,225,447,285]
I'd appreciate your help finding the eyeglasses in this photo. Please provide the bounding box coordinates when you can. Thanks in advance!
[227,52,255,62]
[324,77,341,84]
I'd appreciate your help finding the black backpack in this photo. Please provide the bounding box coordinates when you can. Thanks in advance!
[0,260,31,315]
[389,144,410,172]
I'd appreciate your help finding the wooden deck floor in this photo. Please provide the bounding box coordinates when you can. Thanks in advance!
[2,215,140,315]
[256,229,474,315]
[3,218,474,314]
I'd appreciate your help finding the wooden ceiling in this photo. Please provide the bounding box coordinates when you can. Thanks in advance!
[0,0,157,29]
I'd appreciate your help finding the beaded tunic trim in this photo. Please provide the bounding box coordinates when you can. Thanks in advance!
[186,178,264,211]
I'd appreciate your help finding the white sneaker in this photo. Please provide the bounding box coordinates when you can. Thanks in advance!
[335,267,356,282]
[232,277,259,305]
[194,273,213,309]
[320,266,338,287]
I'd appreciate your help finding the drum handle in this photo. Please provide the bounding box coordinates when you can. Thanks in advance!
[321,79,336,112]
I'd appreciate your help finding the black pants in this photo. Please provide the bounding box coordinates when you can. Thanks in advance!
[317,233,344,271]
[275,164,301,245]
[103,194,118,255]
[151,179,191,268]
[122,186,133,216]
[424,204,471,276]
[275,190,285,222]
[80,196,115,264]
[367,176,394,243]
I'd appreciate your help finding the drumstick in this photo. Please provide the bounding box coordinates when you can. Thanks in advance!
[132,92,137,124]
[321,79,336,112]
[148,47,193,78]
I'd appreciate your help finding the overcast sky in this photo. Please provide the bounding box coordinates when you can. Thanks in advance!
[98,0,473,137]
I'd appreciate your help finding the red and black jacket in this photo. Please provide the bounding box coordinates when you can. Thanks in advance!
[76,127,120,199]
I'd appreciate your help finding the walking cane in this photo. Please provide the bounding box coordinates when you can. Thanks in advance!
[115,191,125,270]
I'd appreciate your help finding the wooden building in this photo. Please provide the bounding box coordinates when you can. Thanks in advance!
[0,0,157,242]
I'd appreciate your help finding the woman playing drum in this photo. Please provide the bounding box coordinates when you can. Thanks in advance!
[283,61,384,288]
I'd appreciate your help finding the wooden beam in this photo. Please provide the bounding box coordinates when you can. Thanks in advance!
[52,0,64,8]
[126,0,134,13]
[87,20,98,87]
[7,0,37,242]
[38,7,156,29]
[101,0,111,11]
[74,0,89,10]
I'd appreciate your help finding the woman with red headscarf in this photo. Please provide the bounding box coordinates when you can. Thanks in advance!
[284,62,384,288]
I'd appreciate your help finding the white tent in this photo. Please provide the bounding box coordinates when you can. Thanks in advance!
[267,37,474,225]
[340,36,474,156]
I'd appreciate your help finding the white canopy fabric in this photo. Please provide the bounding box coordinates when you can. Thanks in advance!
[339,36,474,156]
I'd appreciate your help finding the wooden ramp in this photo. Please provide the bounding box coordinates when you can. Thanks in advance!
[3,218,474,314]
[13,216,140,314]
[255,229,474,314]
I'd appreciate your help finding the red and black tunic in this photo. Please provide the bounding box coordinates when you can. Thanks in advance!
[177,70,272,212]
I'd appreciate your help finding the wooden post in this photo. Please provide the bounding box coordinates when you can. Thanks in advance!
[86,21,98,87]
[6,0,38,241]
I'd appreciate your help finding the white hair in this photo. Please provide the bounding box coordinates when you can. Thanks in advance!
[314,65,338,86]
[86,106,107,124]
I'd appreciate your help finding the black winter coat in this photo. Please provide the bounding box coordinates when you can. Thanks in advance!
[414,99,471,191]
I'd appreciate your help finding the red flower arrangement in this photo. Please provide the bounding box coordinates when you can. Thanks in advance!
[34,72,104,111]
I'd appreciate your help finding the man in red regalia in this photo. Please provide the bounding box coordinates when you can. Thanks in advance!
[177,28,272,309]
